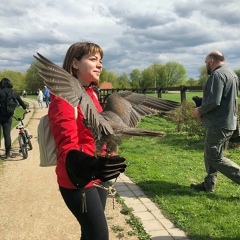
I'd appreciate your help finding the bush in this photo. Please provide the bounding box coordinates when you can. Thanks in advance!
[168,101,240,149]
[167,101,205,140]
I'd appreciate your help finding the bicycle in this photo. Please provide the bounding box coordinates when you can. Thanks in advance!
[13,111,32,159]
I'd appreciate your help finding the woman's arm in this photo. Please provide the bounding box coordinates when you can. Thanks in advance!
[48,95,80,163]
[15,93,27,109]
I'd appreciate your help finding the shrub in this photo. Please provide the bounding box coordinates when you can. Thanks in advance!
[168,101,240,149]
[167,101,205,140]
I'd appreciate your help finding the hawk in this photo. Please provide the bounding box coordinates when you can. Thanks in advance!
[34,53,180,154]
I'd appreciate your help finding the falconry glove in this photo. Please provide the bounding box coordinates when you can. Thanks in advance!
[192,96,202,107]
[66,149,126,188]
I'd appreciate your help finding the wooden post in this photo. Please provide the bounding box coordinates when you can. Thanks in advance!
[158,88,162,98]
[180,85,186,102]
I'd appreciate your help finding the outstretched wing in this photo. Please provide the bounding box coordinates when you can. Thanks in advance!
[34,53,82,107]
[33,53,114,141]
[102,91,180,128]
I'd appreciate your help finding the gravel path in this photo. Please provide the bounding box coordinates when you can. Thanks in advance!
[0,99,138,240]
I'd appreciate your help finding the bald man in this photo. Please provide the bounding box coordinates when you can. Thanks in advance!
[191,50,240,192]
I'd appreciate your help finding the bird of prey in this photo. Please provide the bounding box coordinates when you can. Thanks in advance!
[34,53,180,154]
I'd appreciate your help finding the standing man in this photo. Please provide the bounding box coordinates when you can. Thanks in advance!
[191,50,240,192]
[44,86,50,108]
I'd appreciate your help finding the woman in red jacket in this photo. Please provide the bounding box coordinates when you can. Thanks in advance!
[48,42,126,240]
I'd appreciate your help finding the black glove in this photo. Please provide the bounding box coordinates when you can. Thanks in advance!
[192,96,202,107]
[65,149,126,188]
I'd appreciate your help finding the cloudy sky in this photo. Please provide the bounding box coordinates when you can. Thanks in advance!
[0,0,239,80]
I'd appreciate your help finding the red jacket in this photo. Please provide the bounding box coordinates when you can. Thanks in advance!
[48,87,103,189]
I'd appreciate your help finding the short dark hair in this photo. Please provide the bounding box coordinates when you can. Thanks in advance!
[0,78,13,89]
[208,53,225,62]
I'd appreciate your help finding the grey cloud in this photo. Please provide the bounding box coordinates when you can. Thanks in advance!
[120,21,214,51]
[0,7,26,18]
[174,0,240,26]
[0,0,40,18]
[0,28,67,50]
[0,0,240,80]
[108,8,176,29]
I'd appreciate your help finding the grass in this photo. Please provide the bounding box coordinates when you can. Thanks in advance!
[11,95,38,129]
[117,93,240,240]
[0,101,30,134]
[117,196,150,240]
[160,90,240,104]
[12,105,28,126]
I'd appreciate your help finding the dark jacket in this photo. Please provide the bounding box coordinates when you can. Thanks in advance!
[0,88,27,121]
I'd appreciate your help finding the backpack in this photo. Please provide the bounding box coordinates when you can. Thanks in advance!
[38,107,78,167]
[0,91,18,116]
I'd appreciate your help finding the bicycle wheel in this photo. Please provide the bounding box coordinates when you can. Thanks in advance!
[27,138,33,150]
[24,129,33,150]
[18,134,28,159]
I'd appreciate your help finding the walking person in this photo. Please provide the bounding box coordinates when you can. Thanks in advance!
[37,88,43,108]
[0,78,29,159]
[22,90,27,98]
[191,50,240,192]
[47,42,126,239]
[44,85,50,107]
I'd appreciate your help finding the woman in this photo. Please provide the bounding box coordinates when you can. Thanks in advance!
[48,42,126,240]
[0,78,28,159]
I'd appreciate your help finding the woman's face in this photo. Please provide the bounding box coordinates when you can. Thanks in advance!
[73,52,102,86]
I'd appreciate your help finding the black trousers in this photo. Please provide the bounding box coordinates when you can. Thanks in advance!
[0,117,12,157]
[59,182,109,240]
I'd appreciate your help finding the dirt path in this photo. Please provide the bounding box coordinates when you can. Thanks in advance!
[0,99,137,240]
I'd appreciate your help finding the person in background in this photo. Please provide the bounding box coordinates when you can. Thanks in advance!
[191,50,240,192]
[44,85,50,108]
[48,42,126,240]
[22,90,27,98]
[37,88,43,108]
[0,78,28,159]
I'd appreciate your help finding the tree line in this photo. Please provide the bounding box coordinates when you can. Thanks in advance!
[1,60,240,94]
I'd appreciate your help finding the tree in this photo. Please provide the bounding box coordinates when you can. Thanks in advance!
[0,70,26,92]
[141,67,154,88]
[198,66,208,86]
[99,68,108,84]
[107,72,118,88]
[25,61,44,93]
[154,63,168,88]
[129,69,142,88]
[186,77,197,86]
[234,69,240,80]
[117,72,130,88]
[164,62,187,87]
[141,63,166,88]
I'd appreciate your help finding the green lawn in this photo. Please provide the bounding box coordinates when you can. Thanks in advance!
[118,93,240,240]
[149,90,240,104]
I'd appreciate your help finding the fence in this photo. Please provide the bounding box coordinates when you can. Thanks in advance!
[99,85,203,103]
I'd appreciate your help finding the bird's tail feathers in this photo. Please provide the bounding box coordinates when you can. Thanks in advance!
[121,128,165,137]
